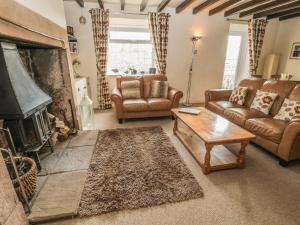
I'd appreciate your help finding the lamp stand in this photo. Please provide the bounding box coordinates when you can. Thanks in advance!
[183,37,200,107]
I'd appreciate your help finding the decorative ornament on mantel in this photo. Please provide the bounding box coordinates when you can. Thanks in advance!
[183,33,202,107]
[72,59,81,78]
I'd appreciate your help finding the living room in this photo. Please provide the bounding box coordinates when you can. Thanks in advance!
[0,1,300,225]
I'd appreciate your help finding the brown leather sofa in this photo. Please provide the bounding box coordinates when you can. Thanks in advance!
[205,79,300,166]
[111,75,183,123]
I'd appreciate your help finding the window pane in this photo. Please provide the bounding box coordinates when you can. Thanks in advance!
[107,42,154,75]
[110,31,150,41]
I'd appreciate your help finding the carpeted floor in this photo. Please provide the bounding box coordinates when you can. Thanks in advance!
[42,111,300,225]
[78,126,203,217]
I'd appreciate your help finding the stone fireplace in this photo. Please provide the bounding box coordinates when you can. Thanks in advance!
[0,40,78,170]
[19,48,76,128]
[0,2,78,224]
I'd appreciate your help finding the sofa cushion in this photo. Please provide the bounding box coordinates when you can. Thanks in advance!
[117,76,144,98]
[121,80,141,99]
[224,108,269,127]
[260,80,299,116]
[150,80,169,98]
[207,101,244,115]
[250,90,278,115]
[123,99,148,112]
[245,118,288,144]
[288,84,300,100]
[229,86,248,106]
[143,75,167,98]
[238,79,266,107]
[147,98,172,111]
[274,98,300,121]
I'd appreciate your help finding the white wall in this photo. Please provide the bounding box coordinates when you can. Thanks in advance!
[63,2,283,106]
[64,1,233,105]
[166,11,229,103]
[15,0,66,28]
[273,18,300,80]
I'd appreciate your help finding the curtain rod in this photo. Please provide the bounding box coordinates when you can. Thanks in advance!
[227,18,248,22]
[89,10,149,16]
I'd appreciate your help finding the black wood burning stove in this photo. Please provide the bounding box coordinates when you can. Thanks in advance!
[0,42,53,170]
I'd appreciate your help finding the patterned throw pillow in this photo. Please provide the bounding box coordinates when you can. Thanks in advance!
[274,98,300,121]
[150,80,169,98]
[250,90,278,114]
[121,80,141,99]
[229,87,248,106]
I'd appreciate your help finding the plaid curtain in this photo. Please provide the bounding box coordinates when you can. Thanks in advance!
[90,9,112,109]
[248,19,267,76]
[148,12,170,75]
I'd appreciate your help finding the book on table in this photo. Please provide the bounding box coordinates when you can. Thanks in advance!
[178,108,201,115]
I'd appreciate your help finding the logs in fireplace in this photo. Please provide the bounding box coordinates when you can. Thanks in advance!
[0,42,53,170]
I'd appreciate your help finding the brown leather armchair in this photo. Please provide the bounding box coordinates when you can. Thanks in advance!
[111,75,183,123]
[205,79,300,166]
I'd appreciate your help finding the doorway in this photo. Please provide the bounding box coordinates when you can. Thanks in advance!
[222,24,249,89]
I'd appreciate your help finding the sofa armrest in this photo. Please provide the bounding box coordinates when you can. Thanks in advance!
[278,121,300,161]
[205,89,232,107]
[168,87,183,108]
[290,116,300,123]
[111,88,122,100]
[111,88,123,119]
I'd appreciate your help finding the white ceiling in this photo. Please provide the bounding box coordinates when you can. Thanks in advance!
[64,0,251,11]
[64,0,222,9]
[77,0,184,7]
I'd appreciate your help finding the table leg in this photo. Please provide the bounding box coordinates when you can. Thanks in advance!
[203,144,213,174]
[238,141,249,169]
[173,116,178,134]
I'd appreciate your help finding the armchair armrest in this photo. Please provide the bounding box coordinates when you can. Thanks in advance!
[110,88,123,119]
[168,87,183,108]
[278,120,300,161]
[205,89,232,107]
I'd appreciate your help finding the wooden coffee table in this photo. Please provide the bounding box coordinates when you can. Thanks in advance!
[172,107,255,174]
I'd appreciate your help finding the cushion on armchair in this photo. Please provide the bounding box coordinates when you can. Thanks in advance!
[121,80,141,99]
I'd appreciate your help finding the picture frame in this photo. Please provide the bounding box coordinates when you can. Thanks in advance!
[69,41,79,54]
[290,42,300,59]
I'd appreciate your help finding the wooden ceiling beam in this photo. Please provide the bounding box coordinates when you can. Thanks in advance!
[224,0,269,17]
[193,0,222,15]
[140,0,148,11]
[121,0,125,10]
[176,0,196,14]
[267,7,300,20]
[253,1,300,19]
[98,0,104,9]
[75,0,84,8]
[157,0,171,12]
[209,0,242,16]
[240,0,295,18]
[279,12,300,21]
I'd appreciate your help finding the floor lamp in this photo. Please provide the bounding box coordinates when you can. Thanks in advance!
[183,34,202,107]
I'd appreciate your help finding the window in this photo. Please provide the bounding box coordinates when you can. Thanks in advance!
[107,24,155,75]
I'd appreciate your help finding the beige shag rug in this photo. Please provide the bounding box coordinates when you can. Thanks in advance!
[78,126,203,217]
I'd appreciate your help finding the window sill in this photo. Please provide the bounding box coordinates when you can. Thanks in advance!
[106,74,147,77]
